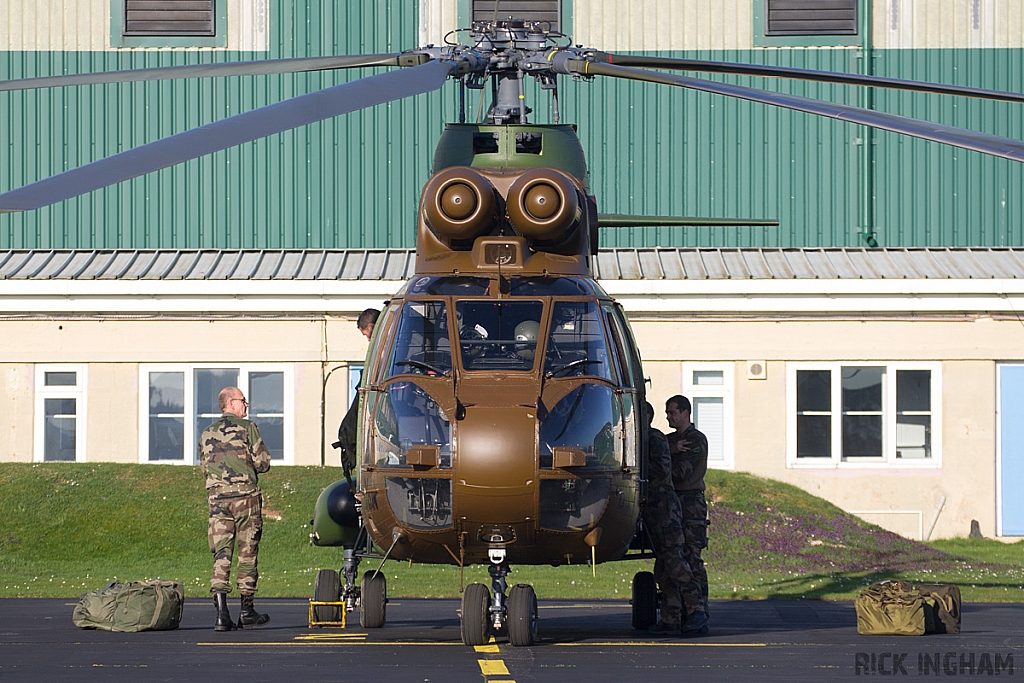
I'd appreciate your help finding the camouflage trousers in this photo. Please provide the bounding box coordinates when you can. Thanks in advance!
[678,490,709,606]
[644,494,704,625]
[208,491,263,595]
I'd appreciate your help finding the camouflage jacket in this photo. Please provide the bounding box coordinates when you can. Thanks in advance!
[646,426,676,505]
[667,424,708,492]
[199,413,271,498]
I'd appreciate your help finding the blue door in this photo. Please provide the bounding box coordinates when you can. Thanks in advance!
[999,364,1024,535]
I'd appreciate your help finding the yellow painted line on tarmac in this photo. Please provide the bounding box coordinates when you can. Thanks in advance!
[478,659,510,676]
[294,633,367,641]
[474,644,500,653]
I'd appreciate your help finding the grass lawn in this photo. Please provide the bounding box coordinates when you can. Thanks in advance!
[1,463,1021,601]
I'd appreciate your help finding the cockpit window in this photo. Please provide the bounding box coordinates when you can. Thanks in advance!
[385,301,452,378]
[509,277,592,297]
[543,301,613,380]
[372,381,452,469]
[408,276,491,296]
[455,300,544,371]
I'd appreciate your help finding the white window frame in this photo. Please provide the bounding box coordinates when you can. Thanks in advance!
[34,364,88,463]
[786,361,942,469]
[681,362,735,470]
[139,363,294,465]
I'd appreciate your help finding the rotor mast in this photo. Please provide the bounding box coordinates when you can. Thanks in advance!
[468,20,549,125]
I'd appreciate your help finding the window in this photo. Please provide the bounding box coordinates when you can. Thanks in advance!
[681,364,734,469]
[111,0,227,48]
[472,0,561,33]
[139,364,293,464]
[788,362,941,467]
[753,0,860,46]
[124,0,215,36]
[34,366,88,462]
[766,0,857,35]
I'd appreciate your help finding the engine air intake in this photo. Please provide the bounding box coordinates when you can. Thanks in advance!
[506,168,582,243]
[422,167,498,244]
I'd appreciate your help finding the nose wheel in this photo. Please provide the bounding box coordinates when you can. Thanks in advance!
[459,550,539,646]
[507,583,538,646]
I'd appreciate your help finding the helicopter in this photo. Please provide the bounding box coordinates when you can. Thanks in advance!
[2,13,1024,648]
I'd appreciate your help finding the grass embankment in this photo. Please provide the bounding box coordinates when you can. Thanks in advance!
[1,463,1021,601]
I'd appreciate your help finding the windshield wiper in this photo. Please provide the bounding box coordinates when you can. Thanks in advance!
[396,359,450,377]
[545,358,599,379]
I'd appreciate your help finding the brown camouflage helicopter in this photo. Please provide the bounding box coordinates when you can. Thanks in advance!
[2,15,1023,648]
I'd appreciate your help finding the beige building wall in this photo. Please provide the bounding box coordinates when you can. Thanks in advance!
[1,364,34,463]
[634,317,1019,541]
[0,315,371,465]
[1,0,269,52]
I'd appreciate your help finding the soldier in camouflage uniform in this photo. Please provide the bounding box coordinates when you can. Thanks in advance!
[666,394,710,620]
[200,386,272,631]
[643,403,709,637]
[333,308,379,473]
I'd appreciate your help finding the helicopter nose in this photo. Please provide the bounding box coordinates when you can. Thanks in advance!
[454,405,536,530]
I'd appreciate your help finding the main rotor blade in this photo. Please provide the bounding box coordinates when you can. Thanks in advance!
[598,214,779,227]
[0,60,452,212]
[0,54,408,92]
[573,61,1024,163]
[607,54,1024,105]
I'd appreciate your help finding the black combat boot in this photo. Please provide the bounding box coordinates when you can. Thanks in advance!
[680,610,709,637]
[213,592,236,631]
[237,594,270,628]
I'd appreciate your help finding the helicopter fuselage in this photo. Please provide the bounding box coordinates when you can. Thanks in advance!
[357,272,645,567]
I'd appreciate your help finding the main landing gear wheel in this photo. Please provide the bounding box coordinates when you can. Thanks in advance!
[507,583,538,646]
[360,571,387,628]
[461,582,491,646]
[313,568,340,622]
[631,571,657,630]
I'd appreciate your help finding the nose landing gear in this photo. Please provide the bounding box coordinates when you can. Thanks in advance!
[459,548,538,646]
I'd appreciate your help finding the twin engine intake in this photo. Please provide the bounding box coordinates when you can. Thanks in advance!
[421,166,585,253]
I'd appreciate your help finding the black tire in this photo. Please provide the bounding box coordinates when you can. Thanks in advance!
[313,569,340,622]
[360,571,387,628]
[507,584,538,647]
[631,571,657,630]
[460,582,490,646]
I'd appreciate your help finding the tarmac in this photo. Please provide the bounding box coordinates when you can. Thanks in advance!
[1,596,1022,682]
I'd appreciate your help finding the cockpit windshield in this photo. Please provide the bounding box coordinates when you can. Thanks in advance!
[455,300,545,371]
[385,301,452,378]
[542,301,613,381]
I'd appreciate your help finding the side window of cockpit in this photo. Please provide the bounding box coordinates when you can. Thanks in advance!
[385,301,452,378]
[606,304,645,389]
[543,301,613,380]
[366,303,398,384]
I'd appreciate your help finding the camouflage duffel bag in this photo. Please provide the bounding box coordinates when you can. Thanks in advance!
[855,580,927,636]
[73,579,184,632]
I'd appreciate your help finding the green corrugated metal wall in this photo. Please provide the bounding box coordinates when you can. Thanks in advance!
[1,3,1021,249]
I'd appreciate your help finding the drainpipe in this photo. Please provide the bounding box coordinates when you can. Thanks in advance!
[859,0,878,247]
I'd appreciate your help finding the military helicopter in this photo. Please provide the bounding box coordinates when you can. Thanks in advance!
[2,13,1024,648]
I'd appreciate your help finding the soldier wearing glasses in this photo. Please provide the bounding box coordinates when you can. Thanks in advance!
[200,386,272,631]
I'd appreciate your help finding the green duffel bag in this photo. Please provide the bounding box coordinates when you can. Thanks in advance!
[855,580,926,636]
[72,581,122,631]
[917,583,962,634]
[73,580,184,632]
